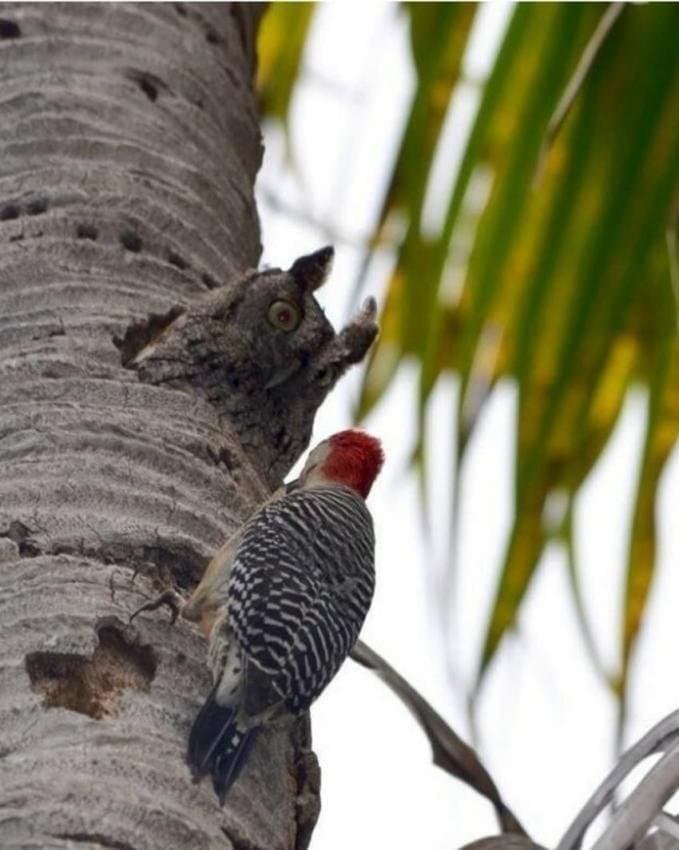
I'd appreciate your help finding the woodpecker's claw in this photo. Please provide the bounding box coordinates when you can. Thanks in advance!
[129,588,184,624]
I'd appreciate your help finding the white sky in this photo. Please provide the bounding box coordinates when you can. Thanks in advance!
[256,4,679,848]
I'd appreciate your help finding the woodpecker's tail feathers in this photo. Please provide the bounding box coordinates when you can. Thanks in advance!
[187,687,237,779]
[212,726,259,804]
[187,687,260,802]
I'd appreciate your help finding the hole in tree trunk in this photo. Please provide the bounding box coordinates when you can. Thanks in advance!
[26,197,48,215]
[138,77,158,101]
[25,619,157,719]
[0,19,21,38]
[0,203,20,220]
[119,229,142,252]
[76,224,99,240]
[168,251,187,269]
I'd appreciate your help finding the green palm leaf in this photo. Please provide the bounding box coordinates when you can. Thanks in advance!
[257,1,679,721]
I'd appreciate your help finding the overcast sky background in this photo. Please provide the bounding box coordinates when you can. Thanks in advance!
[256,4,679,848]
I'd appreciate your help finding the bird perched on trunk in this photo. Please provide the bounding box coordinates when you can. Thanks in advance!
[134,429,383,802]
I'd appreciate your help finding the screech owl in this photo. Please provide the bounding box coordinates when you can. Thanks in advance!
[121,247,378,485]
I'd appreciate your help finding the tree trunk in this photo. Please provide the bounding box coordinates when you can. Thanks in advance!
[0,4,363,848]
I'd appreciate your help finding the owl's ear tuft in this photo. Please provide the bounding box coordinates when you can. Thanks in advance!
[289,246,334,292]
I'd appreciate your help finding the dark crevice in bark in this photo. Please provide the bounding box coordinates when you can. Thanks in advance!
[168,251,187,270]
[0,17,21,38]
[76,223,99,240]
[0,516,208,584]
[0,196,48,219]
[53,540,205,587]
[0,519,42,556]
[205,25,221,45]
[53,834,136,850]
[119,229,142,252]
[139,76,158,101]
[123,68,168,103]
[222,63,242,90]
[213,445,235,473]
[0,203,20,220]
[26,197,48,215]
[114,304,185,366]
[221,826,264,850]
[26,620,157,720]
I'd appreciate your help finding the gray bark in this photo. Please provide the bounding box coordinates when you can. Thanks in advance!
[0,4,353,848]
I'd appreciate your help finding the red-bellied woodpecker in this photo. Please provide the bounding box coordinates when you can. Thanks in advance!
[179,429,383,802]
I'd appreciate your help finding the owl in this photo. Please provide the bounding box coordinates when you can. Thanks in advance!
[120,247,377,484]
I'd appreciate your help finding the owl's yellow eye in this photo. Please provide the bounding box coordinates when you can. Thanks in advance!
[267,300,301,332]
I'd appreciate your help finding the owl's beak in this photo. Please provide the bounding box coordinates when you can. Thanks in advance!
[264,358,302,390]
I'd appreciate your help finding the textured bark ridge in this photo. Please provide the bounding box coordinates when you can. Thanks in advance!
[0,5,345,849]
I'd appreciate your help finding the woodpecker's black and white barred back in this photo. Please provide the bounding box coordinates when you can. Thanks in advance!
[185,429,383,802]
[229,486,375,711]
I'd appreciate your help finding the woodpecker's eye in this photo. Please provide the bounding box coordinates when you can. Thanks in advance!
[267,300,301,332]
[314,366,334,387]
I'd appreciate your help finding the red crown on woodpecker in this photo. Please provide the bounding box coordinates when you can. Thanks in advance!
[322,429,384,498]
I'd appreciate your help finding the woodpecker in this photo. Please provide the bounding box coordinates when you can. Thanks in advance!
[177,429,383,802]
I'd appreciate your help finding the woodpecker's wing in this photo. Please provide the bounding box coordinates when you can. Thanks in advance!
[227,485,375,716]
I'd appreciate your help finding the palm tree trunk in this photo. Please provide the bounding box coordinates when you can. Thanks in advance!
[0,4,324,848]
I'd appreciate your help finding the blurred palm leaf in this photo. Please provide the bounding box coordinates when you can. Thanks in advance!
[257,2,315,122]
[357,2,477,421]
[258,3,679,714]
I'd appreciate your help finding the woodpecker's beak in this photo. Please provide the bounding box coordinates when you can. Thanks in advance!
[285,477,302,493]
